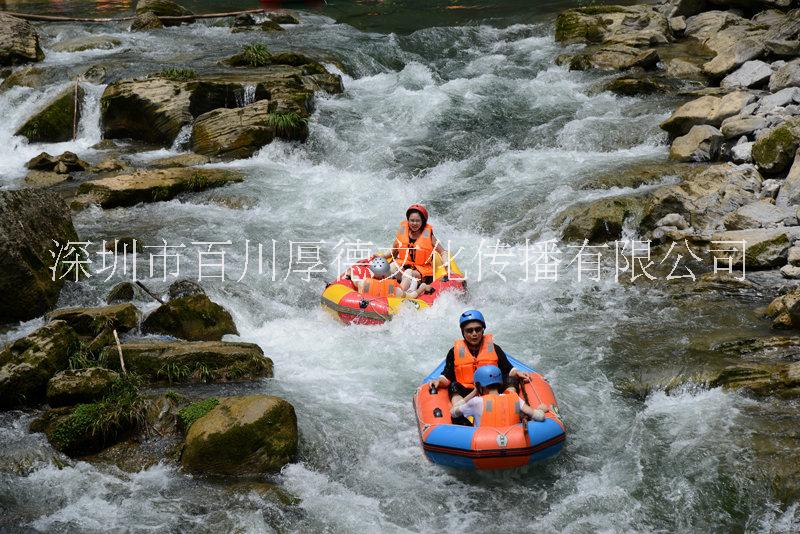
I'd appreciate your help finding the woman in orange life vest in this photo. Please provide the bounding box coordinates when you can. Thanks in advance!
[392,204,449,286]
[348,257,434,299]
[428,310,531,410]
[451,365,548,427]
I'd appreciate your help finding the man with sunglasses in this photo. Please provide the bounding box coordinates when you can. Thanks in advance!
[428,309,529,411]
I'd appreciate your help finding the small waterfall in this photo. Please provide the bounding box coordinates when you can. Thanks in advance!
[235,84,257,107]
[169,124,193,151]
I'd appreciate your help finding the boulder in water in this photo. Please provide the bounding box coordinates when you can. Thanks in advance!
[0,321,78,409]
[710,228,791,269]
[142,294,237,341]
[107,282,136,304]
[0,189,79,324]
[135,0,194,26]
[168,279,205,299]
[99,340,272,384]
[554,5,669,47]
[46,367,119,408]
[15,85,85,143]
[568,45,659,72]
[77,167,244,208]
[51,36,121,53]
[268,13,300,24]
[26,151,89,173]
[660,91,755,138]
[0,14,45,66]
[557,196,639,243]
[130,11,164,31]
[190,100,309,159]
[47,303,139,337]
[181,395,298,476]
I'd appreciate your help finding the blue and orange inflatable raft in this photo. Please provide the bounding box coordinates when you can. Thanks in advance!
[320,254,466,325]
[413,356,565,470]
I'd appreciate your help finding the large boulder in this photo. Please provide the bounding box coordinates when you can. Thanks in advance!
[191,100,309,159]
[710,228,792,269]
[76,167,244,208]
[135,0,194,26]
[0,14,45,66]
[777,149,800,206]
[752,117,800,174]
[639,164,763,235]
[101,78,194,145]
[660,91,754,138]
[557,196,640,243]
[567,45,659,72]
[554,5,669,47]
[0,321,78,409]
[669,125,723,162]
[142,294,237,341]
[26,151,88,173]
[15,85,85,143]
[181,395,298,476]
[46,367,119,407]
[0,189,79,324]
[100,340,272,383]
[683,11,766,78]
[47,303,139,337]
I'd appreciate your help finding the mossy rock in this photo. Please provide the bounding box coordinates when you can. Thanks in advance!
[181,395,298,476]
[259,20,284,32]
[557,196,641,244]
[46,367,119,408]
[0,321,78,409]
[752,121,800,175]
[16,85,84,143]
[106,282,136,304]
[268,13,299,24]
[47,303,139,337]
[554,10,605,44]
[142,294,237,341]
[100,340,272,385]
[604,76,667,96]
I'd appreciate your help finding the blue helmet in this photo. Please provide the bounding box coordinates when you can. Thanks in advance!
[459,309,486,330]
[474,365,502,387]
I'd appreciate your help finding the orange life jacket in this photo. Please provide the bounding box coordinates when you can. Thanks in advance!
[394,221,435,278]
[480,390,522,427]
[453,334,498,389]
[361,277,399,298]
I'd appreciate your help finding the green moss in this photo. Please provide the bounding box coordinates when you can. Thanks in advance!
[186,171,209,191]
[164,390,185,402]
[49,373,145,454]
[157,67,197,81]
[752,125,800,173]
[178,397,219,432]
[51,402,103,450]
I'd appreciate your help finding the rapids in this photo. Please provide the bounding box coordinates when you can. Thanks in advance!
[1,2,798,532]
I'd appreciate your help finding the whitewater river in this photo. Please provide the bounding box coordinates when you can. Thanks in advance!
[1,1,798,531]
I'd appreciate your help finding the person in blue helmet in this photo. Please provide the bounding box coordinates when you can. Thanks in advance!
[451,365,546,427]
[428,310,531,409]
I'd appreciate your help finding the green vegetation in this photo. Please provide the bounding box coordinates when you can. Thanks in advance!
[157,362,191,384]
[265,111,308,138]
[186,171,209,191]
[241,43,272,67]
[51,374,145,453]
[158,67,197,81]
[178,397,219,432]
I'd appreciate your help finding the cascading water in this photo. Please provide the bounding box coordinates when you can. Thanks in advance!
[1,4,799,533]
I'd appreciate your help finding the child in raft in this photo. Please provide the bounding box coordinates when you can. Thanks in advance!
[451,365,549,427]
[346,257,435,299]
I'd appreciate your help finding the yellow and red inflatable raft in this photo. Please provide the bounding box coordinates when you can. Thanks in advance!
[320,254,465,325]
[413,356,565,470]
